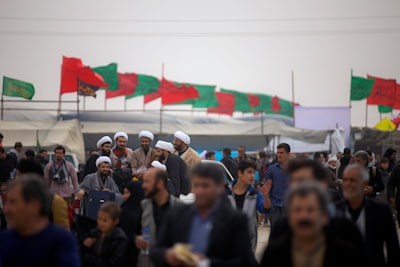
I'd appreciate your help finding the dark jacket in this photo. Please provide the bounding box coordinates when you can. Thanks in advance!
[336,198,400,267]
[150,203,257,267]
[388,164,400,199]
[0,154,17,182]
[366,166,384,197]
[220,156,238,180]
[83,154,100,178]
[165,154,188,196]
[119,181,144,266]
[83,227,129,267]
[261,223,365,267]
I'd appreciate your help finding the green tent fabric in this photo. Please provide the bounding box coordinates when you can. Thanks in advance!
[220,88,250,111]
[131,74,160,98]
[92,63,118,90]
[177,84,218,108]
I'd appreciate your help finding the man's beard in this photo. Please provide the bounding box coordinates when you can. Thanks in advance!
[141,144,150,153]
[145,185,159,199]
[174,143,182,152]
[100,171,109,178]
[158,154,165,163]
[101,150,111,157]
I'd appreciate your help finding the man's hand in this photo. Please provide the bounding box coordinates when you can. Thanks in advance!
[389,197,396,205]
[165,248,183,267]
[102,188,110,192]
[83,238,96,248]
[135,235,149,250]
[76,190,85,200]
[258,179,272,196]
[363,185,374,195]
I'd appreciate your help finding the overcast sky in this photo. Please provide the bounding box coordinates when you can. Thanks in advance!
[1,0,400,127]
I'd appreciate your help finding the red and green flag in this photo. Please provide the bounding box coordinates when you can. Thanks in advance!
[178,84,219,108]
[92,63,119,90]
[207,92,235,116]
[2,76,35,100]
[133,74,160,98]
[77,67,108,97]
[106,73,137,99]
[220,88,250,111]
[253,93,272,113]
[271,96,280,112]
[60,56,83,95]
[350,76,375,101]
[367,75,396,107]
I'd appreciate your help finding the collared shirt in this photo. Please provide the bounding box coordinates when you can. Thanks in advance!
[188,204,219,255]
[265,163,289,207]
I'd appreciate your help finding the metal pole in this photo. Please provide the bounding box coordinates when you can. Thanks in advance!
[159,106,163,135]
[261,111,264,135]
[365,101,368,127]
[291,70,295,126]
[1,94,3,120]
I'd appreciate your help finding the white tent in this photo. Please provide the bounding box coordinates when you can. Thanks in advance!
[0,119,85,163]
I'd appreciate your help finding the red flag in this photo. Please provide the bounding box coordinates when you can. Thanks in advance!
[161,80,199,105]
[366,75,396,106]
[271,96,281,112]
[247,94,260,108]
[144,91,161,104]
[393,84,400,109]
[207,92,235,116]
[60,56,83,95]
[77,67,109,97]
[106,73,137,99]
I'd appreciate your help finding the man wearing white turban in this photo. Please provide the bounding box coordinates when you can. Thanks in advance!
[110,132,133,169]
[83,136,113,177]
[173,131,201,170]
[131,130,158,179]
[76,156,123,204]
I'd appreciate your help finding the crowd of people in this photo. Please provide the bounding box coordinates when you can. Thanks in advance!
[0,130,400,267]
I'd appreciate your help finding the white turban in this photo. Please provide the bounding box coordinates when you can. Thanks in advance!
[200,150,207,159]
[114,132,128,141]
[139,130,154,141]
[151,161,167,171]
[96,156,112,167]
[328,155,337,162]
[155,140,174,153]
[96,136,112,149]
[174,131,190,145]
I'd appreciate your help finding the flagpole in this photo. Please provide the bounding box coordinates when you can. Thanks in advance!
[83,96,86,111]
[124,98,127,111]
[57,64,62,120]
[350,69,353,108]
[291,70,296,126]
[1,93,3,120]
[159,62,165,135]
[104,95,107,111]
[76,81,80,118]
[365,100,368,127]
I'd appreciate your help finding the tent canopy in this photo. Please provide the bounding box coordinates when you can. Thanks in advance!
[0,119,86,163]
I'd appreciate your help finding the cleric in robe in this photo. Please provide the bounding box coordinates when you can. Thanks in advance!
[131,130,158,178]
[173,131,201,170]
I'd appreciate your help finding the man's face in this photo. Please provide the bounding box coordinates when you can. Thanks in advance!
[101,143,112,156]
[16,146,23,153]
[0,152,6,160]
[328,160,337,168]
[192,176,223,210]
[4,184,38,231]
[97,210,118,234]
[173,138,184,152]
[98,163,111,176]
[342,168,366,201]
[158,150,167,162]
[277,148,290,164]
[391,152,396,160]
[380,162,389,171]
[207,154,216,161]
[355,156,367,167]
[116,137,127,150]
[55,149,65,161]
[290,167,314,187]
[40,150,48,158]
[142,168,158,198]
[238,167,255,185]
[155,148,163,158]
[288,193,327,241]
[238,147,246,157]
[140,137,151,152]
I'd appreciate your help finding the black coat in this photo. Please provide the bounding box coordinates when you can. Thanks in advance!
[83,154,100,178]
[366,166,384,197]
[150,203,258,267]
[220,156,238,180]
[388,164,400,200]
[261,224,365,267]
[165,154,188,196]
[336,198,400,267]
[83,227,130,267]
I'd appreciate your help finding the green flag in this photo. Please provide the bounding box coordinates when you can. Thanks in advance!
[220,88,250,111]
[266,98,294,117]
[92,63,118,90]
[250,93,272,112]
[378,105,393,113]
[178,84,218,108]
[350,76,375,101]
[131,74,160,98]
[2,76,35,100]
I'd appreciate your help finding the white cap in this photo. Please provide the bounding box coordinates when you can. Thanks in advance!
[138,130,154,141]
[114,132,128,141]
[155,140,174,153]
[328,155,337,162]
[96,156,112,167]
[200,150,207,159]
[174,131,190,145]
[151,161,167,171]
[96,136,112,149]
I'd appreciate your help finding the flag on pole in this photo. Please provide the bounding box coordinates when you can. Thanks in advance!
[60,56,83,95]
[179,84,219,108]
[105,73,137,99]
[92,63,119,90]
[161,80,199,105]
[378,105,393,113]
[271,96,280,112]
[77,67,108,97]
[367,75,396,106]
[350,76,375,101]
[220,88,250,111]
[251,93,272,113]
[374,117,396,132]
[133,74,160,97]
[2,76,35,100]
[247,94,261,109]
[207,92,235,116]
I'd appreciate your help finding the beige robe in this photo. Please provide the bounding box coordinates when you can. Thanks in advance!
[110,147,133,169]
[131,148,157,174]
[175,147,201,170]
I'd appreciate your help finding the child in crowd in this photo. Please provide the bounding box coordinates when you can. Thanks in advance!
[0,182,7,229]
[82,201,129,267]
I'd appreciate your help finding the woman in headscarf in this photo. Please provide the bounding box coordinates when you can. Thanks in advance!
[119,181,144,266]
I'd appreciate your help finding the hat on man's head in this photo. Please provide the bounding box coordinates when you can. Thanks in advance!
[139,130,154,141]
[97,136,112,149]
[174,131,190,145]
[151,161,167,171]
[155,140,174,153]
[114,132,128,141]
[96,156,112,167]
